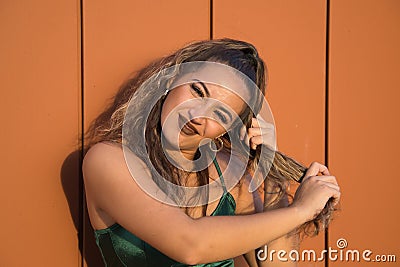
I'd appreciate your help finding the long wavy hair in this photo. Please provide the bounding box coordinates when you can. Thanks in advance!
[84,38,335,237]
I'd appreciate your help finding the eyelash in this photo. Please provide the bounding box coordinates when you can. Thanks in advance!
[190,83,204,97]
[214,110,228,124]
[190,82,228,124]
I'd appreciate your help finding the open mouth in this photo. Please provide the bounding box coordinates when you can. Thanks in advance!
[178,114,199,136]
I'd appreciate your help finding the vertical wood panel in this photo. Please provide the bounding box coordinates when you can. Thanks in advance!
[82,0,210,265]
[329,0,400,266]
[0,0,81,266]
[214,1,327,266]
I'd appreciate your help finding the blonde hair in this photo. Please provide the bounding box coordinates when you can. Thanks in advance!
[84,38,335,237]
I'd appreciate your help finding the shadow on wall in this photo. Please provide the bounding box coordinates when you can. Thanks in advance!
[61,150,104,266]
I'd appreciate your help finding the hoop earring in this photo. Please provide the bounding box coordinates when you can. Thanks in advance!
[210,137,224,152]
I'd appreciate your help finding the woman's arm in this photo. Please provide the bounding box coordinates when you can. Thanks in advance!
[83,143,339,265]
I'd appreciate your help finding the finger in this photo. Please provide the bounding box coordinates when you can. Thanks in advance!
[252,117,274,129]
[251,117,260,128]
[316,181,341,203]
[304,162,330,179]
[248,125,274,140]
[321,167,330,176]
[330,190,341,205]
[255,115,275,129]
[309,182,341,207]
[250,135,263,149]
[255,114,267,127]
[314,175,338,186]
[319,182,340,192]
[332,193,341,206]
[247,123,275,138]
[247,127,262,140]
[323,188,341,207]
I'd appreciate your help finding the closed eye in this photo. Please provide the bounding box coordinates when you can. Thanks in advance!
[214,110,228,124]
[190,83,205,97]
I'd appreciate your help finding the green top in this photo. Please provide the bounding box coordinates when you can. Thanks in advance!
[94,158,237,267]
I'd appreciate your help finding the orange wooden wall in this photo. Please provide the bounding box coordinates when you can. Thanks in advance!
[328,1,400,266]
[1,0,398,266]
[0,0,81,266]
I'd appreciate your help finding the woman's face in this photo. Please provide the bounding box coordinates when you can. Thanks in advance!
[160,79,246,158]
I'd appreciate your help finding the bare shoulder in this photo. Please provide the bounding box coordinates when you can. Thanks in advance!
[83,142,122,165]
[83,142,149,181]
[83,142,127,228]
[83,142,138,189]
[83,142,154,229]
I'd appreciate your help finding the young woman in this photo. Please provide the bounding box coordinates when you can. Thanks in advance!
[83,39,340,267]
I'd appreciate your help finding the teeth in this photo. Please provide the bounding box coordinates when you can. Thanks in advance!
[178,114,197,135]
[186,124,194,133]
[184,124,195,134]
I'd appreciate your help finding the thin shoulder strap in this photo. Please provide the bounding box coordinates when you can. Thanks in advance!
[212,157,227,193]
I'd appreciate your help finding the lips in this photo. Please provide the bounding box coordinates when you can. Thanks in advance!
[178,114,199,136]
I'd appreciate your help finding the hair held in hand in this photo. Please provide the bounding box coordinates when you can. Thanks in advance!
[255,145,338,237]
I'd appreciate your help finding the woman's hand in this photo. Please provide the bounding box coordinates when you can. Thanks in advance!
[240,114,275,150]
[291,162,341,221]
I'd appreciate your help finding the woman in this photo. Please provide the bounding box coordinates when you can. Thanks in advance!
[83,39,340,267]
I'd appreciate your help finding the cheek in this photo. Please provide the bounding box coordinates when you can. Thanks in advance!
[160,90,185,125]
[204,120,227,138]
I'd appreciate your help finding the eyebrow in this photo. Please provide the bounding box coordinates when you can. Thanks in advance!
[193,79,210,97]
[192,79,234,122]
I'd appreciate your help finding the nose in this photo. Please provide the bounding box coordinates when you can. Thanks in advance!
[187,103,214,136]
[188,98,218,118]
[187,99,221,135]
[188,107,206,125]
